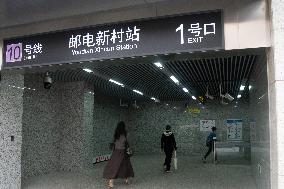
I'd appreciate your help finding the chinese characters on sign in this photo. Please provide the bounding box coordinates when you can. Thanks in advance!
[200,120,216,132]
[5,43,43,63]
[23,43,43,60]
[69,26,140,56]
[3,10,223,68]
[175,23,216,44]
[227,119,243,140]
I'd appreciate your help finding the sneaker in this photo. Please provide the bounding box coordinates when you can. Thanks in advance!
[125,178,129,184]
[202,157,206,163]
[166,170,172,173]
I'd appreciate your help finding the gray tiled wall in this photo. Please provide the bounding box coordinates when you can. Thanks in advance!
[82,88,95,169]
[22,74,93,178]
[58,82,85,172]
[126,100,250,156]
[93,94,128,158]
[249,55,270,189]
[22,74,62,178]
[0,72,24,189]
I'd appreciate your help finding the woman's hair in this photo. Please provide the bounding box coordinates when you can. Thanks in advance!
[114,121,127,141]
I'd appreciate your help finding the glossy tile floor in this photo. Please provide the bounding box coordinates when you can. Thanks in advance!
[23,154,257,189]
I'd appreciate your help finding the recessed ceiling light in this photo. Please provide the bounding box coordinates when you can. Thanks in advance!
[237,94,242,98]
[170,76,179,84]
[240,85,245,91]
[133,89,143,95]
[83,68,93,73]
[183,87,189,93]
[192,96,196,100]
[154,62,164,69]
[109,79,125,87]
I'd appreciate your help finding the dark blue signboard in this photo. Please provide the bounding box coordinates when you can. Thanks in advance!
[3,10,223,68]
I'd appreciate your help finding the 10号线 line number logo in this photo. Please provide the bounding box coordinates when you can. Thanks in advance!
[6,43,22,63]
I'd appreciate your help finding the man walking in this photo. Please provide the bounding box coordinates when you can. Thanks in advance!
[161,125,177,173]
[203,126,217,163]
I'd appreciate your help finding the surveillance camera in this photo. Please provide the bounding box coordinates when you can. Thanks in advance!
[224,93,234,101]
[43,72,52,89]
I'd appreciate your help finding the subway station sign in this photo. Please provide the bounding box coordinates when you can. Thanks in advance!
[3,10,223,68]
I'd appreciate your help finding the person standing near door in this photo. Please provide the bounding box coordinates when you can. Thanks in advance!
[161,125,177,173]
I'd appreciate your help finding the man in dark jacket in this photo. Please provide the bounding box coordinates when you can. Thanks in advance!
[161,125,177,173]
[203,126,217,163]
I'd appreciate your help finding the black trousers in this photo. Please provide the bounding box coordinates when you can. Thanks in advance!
[204,142,217,160]
[164,149,173,171]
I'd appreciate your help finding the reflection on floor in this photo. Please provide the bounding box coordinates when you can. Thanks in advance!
[23,154,257,189]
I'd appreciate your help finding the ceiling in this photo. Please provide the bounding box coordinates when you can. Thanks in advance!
[0,0,169,28]
[24,49,263,102]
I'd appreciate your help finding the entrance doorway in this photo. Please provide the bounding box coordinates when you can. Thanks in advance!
[21,48,269,189]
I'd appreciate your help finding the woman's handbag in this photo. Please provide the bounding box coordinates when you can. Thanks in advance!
[126,147,133,157]
[125,141,133,157]
[173,151,178,170]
